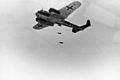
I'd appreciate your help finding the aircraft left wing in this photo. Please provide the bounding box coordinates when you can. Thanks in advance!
[59,1,81,19]
[33,23,49,30]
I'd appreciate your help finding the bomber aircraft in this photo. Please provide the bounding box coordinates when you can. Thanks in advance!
[33,1,91,33]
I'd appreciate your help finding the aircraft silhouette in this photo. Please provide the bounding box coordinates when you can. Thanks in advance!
[33,1,91,33]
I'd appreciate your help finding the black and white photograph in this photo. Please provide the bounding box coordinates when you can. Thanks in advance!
[1,0,120,80]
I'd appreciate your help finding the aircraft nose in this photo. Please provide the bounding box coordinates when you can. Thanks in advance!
[35,12,39,16]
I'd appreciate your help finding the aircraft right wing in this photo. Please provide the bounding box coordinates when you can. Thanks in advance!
[59,1,81,19]
[33,23,49,30]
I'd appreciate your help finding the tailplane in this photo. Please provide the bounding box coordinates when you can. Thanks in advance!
[72,20,91,33]
[86,20,91,26]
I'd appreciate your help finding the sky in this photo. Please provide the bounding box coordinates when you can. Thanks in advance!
[1,0,120,80]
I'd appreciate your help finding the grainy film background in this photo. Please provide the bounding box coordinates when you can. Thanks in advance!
[1,0,120,80]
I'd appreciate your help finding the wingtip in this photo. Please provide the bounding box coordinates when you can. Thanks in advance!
[74,1,81,3]
[74,1,82,6]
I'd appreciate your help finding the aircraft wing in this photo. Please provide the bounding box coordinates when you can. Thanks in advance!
[59,1,81,19]
[33,23,49,30]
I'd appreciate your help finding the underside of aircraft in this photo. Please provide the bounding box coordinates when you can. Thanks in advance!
[33,1,91,33]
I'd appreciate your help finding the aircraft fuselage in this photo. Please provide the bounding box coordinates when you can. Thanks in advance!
[33,1,91,33]
[35,10,65,26]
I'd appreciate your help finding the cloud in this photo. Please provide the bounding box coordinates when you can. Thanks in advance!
[112,31,120,43]
[84,4,120,28]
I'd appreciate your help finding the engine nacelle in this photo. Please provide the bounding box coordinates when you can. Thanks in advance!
[49,8,60,14]
[35,17,54,26]
[35,17,47,22]
[36,10,50,17]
